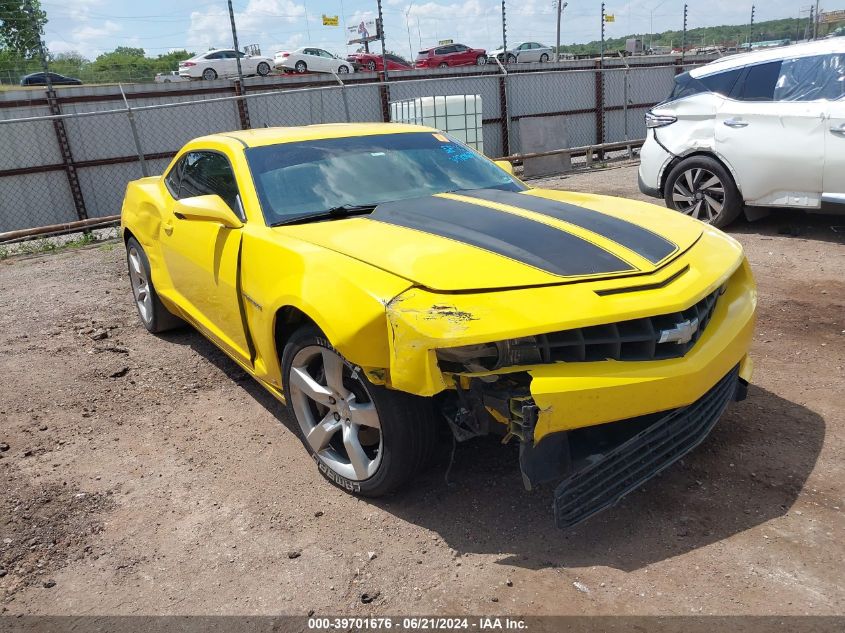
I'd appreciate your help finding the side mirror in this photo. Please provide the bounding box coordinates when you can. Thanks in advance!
[494,159,514,176]
[174,194,243,229]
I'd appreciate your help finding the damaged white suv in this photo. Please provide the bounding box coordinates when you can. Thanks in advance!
[638,39,845,227]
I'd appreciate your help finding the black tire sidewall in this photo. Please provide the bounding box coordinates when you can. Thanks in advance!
[663,155,742,229]
[281,326,432,497]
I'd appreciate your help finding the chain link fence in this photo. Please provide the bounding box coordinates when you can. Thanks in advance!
[0,58,714,239]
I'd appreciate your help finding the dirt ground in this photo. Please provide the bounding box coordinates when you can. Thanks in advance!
[1,163,843,617]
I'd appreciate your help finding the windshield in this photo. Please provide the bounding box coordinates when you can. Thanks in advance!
[245,132,525,225]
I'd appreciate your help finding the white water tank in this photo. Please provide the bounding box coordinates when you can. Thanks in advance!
[390,94,484,154]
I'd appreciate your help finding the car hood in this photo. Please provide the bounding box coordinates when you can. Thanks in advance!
[276,189,704,292]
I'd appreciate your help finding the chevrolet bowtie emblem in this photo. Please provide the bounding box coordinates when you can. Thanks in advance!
[658,317,700,345]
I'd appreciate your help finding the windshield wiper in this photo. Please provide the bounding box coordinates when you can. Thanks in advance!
[271,204,379,227]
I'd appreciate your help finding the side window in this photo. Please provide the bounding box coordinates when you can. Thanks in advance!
[164,156,185,198]
[774,54,845,101]
[454,44,468,52]
[179,152,242,216]
[734,61,782,101]
[699,68,743,97]
[205,52,222,60]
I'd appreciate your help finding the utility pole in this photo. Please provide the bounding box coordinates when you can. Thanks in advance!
[227,0,250,128]
[600,2,605,65]
[749,4,755,46]
[681,4,687,61]
[405,4,415,62]
[555,1,568,62]
[813,0,820,39]
[377,0,389,79]
[501,1,508,62]
[24,0,52,93]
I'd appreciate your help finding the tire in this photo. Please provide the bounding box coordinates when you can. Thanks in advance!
[540,53,549,62]
[337,64,349,74]
[476,55,487,65]
[367,60,377,71]
[201,68,218,81]
[281,325,436,497]
[663,155,742,228]
[125,237,182,334]
[295,61,307,73]
[438,62,448,68]
[257,62,271,76]
[506,54,517,64]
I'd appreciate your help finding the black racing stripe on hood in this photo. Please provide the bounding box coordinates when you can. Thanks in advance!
[369,195,634,277]
[460,189,677,264]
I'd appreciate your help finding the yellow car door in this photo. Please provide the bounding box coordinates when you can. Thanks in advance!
[160,150,252,364]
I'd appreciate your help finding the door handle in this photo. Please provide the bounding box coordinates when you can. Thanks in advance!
[831,124,845,136]
[723,118,749,128]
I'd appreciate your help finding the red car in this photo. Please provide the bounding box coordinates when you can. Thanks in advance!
[347,52,413,72]
[415,43,487,69]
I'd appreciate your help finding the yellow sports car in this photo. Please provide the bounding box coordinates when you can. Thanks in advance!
[121,123,756,528]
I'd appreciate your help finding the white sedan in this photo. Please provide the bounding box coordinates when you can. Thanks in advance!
[489,42,553,64]
[178,49,274,81]
[275,47,354,74]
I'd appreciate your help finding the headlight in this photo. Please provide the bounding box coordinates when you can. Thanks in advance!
[436,337,543,373]
[645,111,677,128]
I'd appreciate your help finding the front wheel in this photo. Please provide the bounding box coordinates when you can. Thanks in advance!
[540,53,549,62]
[506,53,517,64]
[125,238,182,333]
[438,62,448,68]
[663,156,742,228]
[282,326,436,497]
[337,64,349,74]
[256,61,271,76]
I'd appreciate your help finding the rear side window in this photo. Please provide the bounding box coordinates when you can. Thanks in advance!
[774,54,845,101]
[735,61,782,101]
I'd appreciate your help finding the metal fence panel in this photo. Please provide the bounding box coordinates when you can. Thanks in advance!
[0,171,75,232]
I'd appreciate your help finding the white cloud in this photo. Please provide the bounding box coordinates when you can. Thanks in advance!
[186,0,306,54]
[47,20,121,57]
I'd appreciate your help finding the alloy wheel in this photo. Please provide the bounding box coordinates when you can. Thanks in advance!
[671,167,725,222]
[127,246,153,326]
[289,345,382,481]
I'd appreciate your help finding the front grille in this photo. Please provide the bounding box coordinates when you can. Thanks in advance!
[553,365,740,529]
[530,286,722,363]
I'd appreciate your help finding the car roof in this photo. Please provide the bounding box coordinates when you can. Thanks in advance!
[197,122,439,149]
[691,38,845,78]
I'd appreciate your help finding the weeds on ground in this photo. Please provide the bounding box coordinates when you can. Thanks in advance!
[0,231,113,261]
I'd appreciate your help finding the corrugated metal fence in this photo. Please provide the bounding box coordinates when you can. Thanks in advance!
[0,56,713,237]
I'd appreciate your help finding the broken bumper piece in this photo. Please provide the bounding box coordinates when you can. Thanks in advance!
[553,366,743,529]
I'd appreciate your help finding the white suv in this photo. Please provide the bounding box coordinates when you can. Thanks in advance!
[638,39,845,227]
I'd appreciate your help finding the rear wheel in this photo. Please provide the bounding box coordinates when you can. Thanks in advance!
[201,67,217,81]
[476,55,487,65]
[257,61,271,76]
[438,62,448,68]
[125,238,181,333]
[663,156,742,228]
[295,61,307,73]
[282,326,436,497]
[367,60,377,71]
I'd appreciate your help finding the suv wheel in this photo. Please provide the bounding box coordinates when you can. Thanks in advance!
[281,326,436,497]
[663,156,742,228]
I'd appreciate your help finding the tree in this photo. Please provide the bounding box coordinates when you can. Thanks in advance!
[0,0,46,57]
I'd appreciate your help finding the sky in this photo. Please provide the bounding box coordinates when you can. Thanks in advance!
[40,0,815,60]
